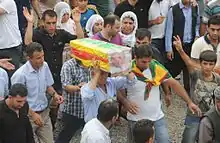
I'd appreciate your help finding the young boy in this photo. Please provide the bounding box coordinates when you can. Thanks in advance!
[75,0,98,30]
[133,119,154,143]
[173,35,220,143]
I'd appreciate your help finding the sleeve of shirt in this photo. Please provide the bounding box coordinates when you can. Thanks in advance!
[60,62,74,87]
[3,70,8,97]
[0,0,13,14]
[45,63,54,87]
[32,30,42,43]
[203,4,212,24]
[190,39,201,59]
[165,8,174,52]
[11,71,26,85]
[63,30,77,43]
[111,76,137,90]
[81,83,96,100]
[195,6,200,37]
[198,117,214,143]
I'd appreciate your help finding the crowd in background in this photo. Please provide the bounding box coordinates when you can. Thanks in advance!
[0,0,220,143]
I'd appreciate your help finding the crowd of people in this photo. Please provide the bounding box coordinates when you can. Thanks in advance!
[0,0,220,143]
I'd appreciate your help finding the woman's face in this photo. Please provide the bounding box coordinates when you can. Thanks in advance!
[93,20,103,34]
[121,17,135,35]
[61,13,70,23]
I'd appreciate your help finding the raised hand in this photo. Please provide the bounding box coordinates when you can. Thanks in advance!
[173,35,183,52]
[72,8,81,23]
[23,7,34,23]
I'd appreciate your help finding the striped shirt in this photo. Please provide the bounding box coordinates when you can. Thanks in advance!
[203,0,220,23]
[61,58,90,118]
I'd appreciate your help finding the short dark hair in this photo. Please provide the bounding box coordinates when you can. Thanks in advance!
[199,50,217,63]
[134,44,153,59]
[42,10,57,21]
[97,99,119,122]
[208,15,220,27]
[103,14,120,27]
[133,119,154,143]
[135,28,151,40]
[9,83,28,97]
[26,42,43,57]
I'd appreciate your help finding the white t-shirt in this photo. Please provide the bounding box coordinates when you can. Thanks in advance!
[0,0,22,49]
[191,35,220,66]
[81,118,111,143]
[127,68,164,121]
[148,0,173,39]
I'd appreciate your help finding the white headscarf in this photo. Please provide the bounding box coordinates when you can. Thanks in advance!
[85,14,104,38]
[119,11,138,47]
[54,2,71,28]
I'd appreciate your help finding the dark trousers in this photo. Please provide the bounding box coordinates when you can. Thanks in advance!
[0,45,22,80]
[55,112,85,143]
[152,38,166,64]
[165,43,192,95]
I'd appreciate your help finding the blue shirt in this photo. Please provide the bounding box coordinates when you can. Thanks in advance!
[0,68,8,98]
[80,8,96,29]
[165,2,200,52]
[81,76,136,122]
[11,61,54,111]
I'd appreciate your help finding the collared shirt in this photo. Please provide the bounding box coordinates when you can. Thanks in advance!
[80,118,111,143]
[148,0,173,39]
[114,0,153,28]
[165,2,200,52]
[0,100,34,143]
[61,59,90,118]
[11,61,54,111]
[33,29,77,91]
[0,68,8,99]
[81,76,136,122]
[191,34,220,66]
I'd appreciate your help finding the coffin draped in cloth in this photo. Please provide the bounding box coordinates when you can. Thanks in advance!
[70,38,132,74]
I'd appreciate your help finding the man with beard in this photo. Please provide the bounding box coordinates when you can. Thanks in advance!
[0,83,34,143]
[92,14,122,45]
[191,15,220,74]
[80,99,119,143]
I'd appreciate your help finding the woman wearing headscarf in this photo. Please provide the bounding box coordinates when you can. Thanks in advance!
[54,1,76,35]
[119,11,138,48]
[85,14,104,38]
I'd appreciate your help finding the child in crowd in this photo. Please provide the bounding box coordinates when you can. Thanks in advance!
[75,0,98,30]
[54,2,76,35]
[173,35,220,143]
[85,14,103,38]
[133,119,154,143]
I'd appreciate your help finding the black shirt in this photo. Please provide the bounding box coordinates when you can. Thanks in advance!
[114,0,153,28]
[0,100,34,143]
[33,29,77,91]
[14,0,31,38]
